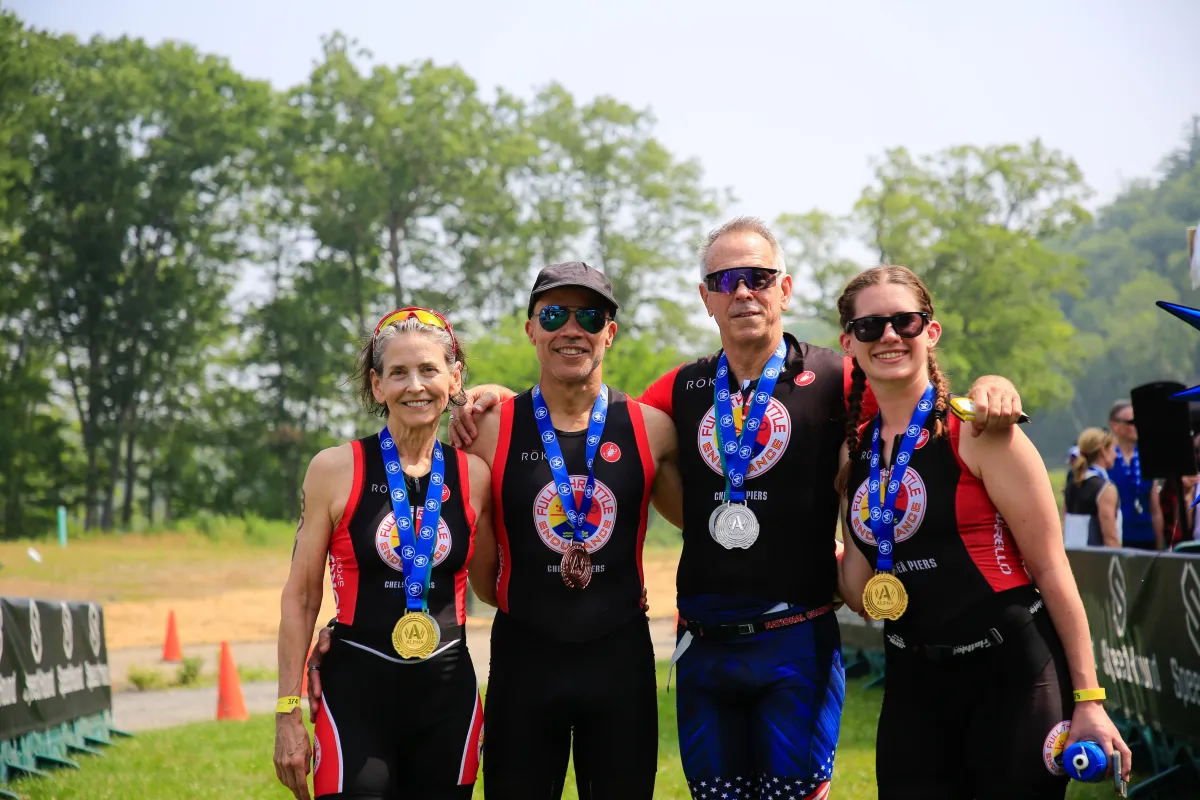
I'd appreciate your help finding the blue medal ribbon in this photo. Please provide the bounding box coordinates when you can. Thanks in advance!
[531,384,609,543]
[1115,446,1147,513]
[714,339,787,502]
[378,428,445,613]
[869,383,936,572]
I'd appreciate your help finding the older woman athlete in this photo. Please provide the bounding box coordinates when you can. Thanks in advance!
[274,308,496,800]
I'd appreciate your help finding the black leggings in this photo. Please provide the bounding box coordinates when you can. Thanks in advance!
[876,609,1075,799]
[482,611,659,800]
[313,634,481,799]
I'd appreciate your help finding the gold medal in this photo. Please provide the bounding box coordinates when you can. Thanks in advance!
[863,572,908,621]
[391,611,440,660]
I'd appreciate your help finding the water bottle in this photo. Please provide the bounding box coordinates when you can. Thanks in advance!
[1063,740,1107,782]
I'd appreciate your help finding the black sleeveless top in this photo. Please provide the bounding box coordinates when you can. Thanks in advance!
[845,412,1034,642]
[491,388,655,642]
[642,334,847,609]
[328,435,477,653]
[1065,473,1108,547]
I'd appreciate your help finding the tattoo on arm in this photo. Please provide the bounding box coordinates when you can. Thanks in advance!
[292,488,306,560]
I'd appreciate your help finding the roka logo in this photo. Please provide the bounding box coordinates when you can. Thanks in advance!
[1109,557,1127,638]
[1182,562,1200,657]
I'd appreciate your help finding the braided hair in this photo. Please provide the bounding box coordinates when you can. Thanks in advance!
[834,358,868,496]
[835,264,949,498]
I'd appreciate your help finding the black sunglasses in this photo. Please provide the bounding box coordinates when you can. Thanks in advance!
[845,311,930,342]
[538,305,610,334]
[704,267,779,294]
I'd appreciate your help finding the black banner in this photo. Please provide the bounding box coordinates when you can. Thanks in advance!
[1068,549,1200,748]
[0,597,112,739]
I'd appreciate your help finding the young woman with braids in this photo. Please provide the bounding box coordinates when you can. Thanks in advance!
[274,308,496,800]
[835,266,1130,799]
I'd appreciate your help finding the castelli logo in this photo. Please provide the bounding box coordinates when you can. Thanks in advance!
[599,443,621,463]
[794,371,816,386]
[914,429,930,449]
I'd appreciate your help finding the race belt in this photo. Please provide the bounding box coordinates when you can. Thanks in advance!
[885,598,1044,661]
[677,603,834,640]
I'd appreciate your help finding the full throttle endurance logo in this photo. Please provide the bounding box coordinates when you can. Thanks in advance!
[849,469,928,546]
[533,476,617,555]
[697,394,791,480]
[375,511,452,572]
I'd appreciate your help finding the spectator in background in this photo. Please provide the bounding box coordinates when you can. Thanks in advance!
[1060,444,1081,532]
[1107,400,1164,550]
[1063,428,1120,548]
[1161,434,1200,548]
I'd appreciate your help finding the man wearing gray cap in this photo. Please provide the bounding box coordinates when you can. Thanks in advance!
[462,260,681,799]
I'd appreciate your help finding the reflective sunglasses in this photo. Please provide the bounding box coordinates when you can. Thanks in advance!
[704,266,779,294]
[845,311,930,342]
[372,307,459,355]
[537,305,610,334]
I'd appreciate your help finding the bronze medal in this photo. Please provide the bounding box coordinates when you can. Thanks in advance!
[560,541,593,590]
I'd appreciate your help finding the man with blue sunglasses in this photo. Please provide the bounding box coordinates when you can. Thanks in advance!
[451,232,1023,799]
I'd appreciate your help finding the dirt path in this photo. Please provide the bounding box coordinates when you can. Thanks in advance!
[96,548,678,651]
[111,617,680,731]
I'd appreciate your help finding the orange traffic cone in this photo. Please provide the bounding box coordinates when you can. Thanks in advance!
[162,610,183,663]
[216,641,249,721]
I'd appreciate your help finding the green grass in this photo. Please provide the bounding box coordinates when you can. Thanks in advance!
[0,515,297,602]
[8,665,1134,800]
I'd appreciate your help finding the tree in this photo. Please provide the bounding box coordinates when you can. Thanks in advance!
[1033,123,1200,458]
[793,142,1092,411]
[0,16,76,539]
[292,34,527,326]
[520,85,726,345]
[21,33,273,530]
[464,313,690,399]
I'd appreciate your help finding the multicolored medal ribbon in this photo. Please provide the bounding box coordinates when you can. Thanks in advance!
[709,339,787,549]
[378,427,445,659]
[532,384,609,589]
[863,383,935,621]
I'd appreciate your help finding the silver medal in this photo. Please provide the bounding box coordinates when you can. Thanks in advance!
[708,504,726,538]
[713,503,759,550]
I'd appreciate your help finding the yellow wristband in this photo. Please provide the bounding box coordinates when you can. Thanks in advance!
[1073,688,1106,703]
[276,696,302,714]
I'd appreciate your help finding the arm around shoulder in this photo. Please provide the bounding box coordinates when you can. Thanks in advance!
[461,404,503,468]
[640,403,684,530]
[465,452,499,607]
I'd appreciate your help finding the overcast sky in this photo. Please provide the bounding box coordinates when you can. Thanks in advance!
[14,0,1200,298]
